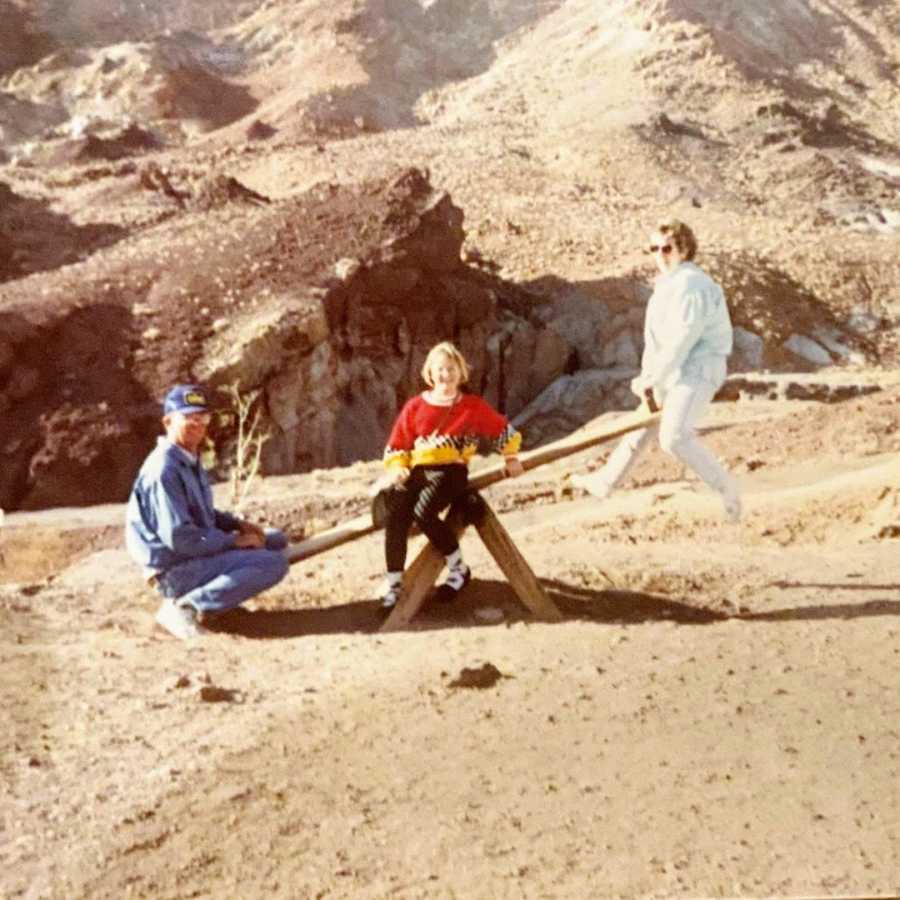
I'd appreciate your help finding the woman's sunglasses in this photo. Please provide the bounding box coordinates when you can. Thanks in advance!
[648,243,673,254]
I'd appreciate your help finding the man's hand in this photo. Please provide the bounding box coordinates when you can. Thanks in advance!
[504,456,524,478]
[237,519,266,541]
[234,531,265,549]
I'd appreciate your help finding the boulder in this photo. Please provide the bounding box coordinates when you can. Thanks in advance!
[512,368,638,446]
[731,326,765,372]
[600,330,640,369]
[539,291,609,368]
[847,309,883,335]
[813,326,865,364]
[784,334,833,366]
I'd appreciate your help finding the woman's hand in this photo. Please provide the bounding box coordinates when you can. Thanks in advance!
[629,374,647,397]
[504,456,524,478]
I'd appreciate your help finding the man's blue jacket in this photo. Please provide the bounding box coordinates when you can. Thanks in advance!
[125,438,241,578]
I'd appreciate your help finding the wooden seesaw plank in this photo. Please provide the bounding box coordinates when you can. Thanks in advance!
[285,406,660,565]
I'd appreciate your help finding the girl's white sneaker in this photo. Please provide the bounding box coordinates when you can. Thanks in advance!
[380,585,402,610]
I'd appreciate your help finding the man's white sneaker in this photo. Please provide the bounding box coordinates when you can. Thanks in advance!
[570,472,612,501]
[155,598,206,640]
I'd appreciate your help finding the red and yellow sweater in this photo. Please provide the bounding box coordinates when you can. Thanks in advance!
[383,393,522,470]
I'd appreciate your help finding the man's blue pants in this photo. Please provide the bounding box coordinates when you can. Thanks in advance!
[157,529,289,613]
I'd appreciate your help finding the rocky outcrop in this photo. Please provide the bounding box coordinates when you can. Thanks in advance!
[512,368,638,445]
[717,372,894,404]
[192,170,572,473]
[23,0,250,48]
[0,168,571,510]
[1,30,254,153]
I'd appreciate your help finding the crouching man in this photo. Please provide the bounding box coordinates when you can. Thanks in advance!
[126,384,289,640]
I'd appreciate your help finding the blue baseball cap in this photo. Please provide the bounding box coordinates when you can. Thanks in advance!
[163,384,210,415]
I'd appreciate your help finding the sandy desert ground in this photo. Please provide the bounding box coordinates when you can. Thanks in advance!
[2,387,899,899]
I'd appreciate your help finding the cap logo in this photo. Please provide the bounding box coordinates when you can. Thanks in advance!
[184,391,206,406]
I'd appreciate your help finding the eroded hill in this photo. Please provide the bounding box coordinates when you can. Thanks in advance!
[0,0,898,511]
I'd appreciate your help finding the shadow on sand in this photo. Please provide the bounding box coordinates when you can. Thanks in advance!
[743,600,900,622]
[204,576,727,640]
[767,580,900,592]
[204,576,900,640]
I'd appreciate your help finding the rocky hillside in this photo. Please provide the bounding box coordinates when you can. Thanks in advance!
[0,167,581,510]
[0,0,898,510]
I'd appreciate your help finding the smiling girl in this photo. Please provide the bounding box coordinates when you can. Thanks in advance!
[379,342,523,610]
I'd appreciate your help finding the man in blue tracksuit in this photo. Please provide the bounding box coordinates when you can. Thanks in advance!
[126,384,289,639]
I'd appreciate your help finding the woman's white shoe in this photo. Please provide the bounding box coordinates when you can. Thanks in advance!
[721,478,743,523]
[570,473,612,501]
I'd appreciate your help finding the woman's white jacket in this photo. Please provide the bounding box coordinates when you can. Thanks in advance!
[638,261,733,393]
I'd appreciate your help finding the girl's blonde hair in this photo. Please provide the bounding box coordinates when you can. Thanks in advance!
[421,341,470,387]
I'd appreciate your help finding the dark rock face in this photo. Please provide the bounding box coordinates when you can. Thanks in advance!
[0,181,128,284]
[75,124,162,162]
[22,404,155,511]
[0,168,570,510]
[0,304,159,511]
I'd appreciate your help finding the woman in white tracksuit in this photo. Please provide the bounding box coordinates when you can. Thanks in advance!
[574,219,742,521]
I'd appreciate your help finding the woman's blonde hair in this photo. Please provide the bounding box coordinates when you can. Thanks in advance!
[656,219,698,261]
[421,341,470,387]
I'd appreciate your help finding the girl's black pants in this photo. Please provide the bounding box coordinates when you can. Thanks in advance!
[384,464,468,571]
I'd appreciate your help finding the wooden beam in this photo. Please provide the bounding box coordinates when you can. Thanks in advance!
[474,505,562,622]
[286,407,659,565]
[471,406,659,491]
[285,511,373,564]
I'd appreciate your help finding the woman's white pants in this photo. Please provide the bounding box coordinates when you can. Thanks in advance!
[582,374,733,497]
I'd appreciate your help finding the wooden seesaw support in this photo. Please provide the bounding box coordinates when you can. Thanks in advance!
[380,491,563,631]
[284,406,661,629]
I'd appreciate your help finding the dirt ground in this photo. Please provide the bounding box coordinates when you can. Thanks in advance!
[2,389,898,899]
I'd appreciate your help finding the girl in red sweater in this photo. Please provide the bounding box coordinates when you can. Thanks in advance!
[380,342,524,610]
